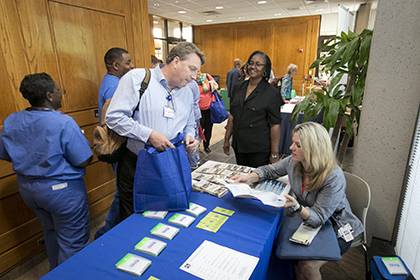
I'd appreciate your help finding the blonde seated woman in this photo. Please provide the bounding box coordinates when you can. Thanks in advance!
[232,122,363,280]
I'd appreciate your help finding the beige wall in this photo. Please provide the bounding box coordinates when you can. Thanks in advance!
[353,0,420,242]
[355,3,371,33]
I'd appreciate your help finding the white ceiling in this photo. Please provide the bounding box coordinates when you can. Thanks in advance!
[148,0,375,26]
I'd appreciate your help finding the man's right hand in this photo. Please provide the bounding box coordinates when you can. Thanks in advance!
[223,140,230,155]
[148,131,175,151]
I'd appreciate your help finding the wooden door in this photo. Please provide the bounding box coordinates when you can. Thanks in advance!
[272,21,308,91]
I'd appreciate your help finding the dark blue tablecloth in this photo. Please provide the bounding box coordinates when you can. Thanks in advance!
[42,192,290,280]
[279,112,302,156]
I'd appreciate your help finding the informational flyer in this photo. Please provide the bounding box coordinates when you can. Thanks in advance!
[196,212,229,233]
[142,211,168,219]
[115,253,151,276]
[186,202,207,217]
[180,240,259,280]
[213,207,235,216]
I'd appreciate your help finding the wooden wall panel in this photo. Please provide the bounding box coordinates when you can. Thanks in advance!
[194,16,320,94]
[49,1,129,112]
[0,0,151,275]
[194,26,235,87]
[0,193,36,235]
[0,52,19,124]
[272,21,308,94]
[0,0,31,117]
[130,0,152,67]
[234,24,273,66]
[50,0,127,14]
[15,0,61,81]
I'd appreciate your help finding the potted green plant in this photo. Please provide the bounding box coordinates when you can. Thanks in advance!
[292,29,373,163]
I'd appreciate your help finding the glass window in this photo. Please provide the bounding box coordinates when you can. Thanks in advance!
[168,20,181,38]
[154,39,167,61]
[151,15,193,61]
[182,23,193,42]
[152,16,165,39]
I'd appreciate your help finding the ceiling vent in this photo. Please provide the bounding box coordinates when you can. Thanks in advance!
[201,10,221,16]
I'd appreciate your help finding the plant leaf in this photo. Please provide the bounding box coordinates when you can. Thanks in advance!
[329,72,344,93]
[342,38,360,65]
[323,99,341,128]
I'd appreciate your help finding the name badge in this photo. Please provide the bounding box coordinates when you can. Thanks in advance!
[338,223,354,242]
[163,106,175,119]
[51,182,68,191]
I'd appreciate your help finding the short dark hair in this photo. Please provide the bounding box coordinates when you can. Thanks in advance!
[166,42,205,65]
[151,55,162,65]
[104,47,128,68]
[246,50,272,81]
[19,73,55,106]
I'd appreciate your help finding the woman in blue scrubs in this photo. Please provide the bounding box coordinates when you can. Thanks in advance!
[0,73,93,269]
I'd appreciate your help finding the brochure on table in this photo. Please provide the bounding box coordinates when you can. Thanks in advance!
[135,237,167,257]
[180,240,259,280]
[224,179,290,208]
[115,253,151,276]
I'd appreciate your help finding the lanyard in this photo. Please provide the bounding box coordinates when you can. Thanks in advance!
[165,90,175,110]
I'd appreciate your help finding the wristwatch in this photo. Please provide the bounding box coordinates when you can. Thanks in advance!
[270,153,279,160]
[292,203,303,213]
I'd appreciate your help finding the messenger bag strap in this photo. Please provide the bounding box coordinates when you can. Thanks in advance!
[132,68,151,116]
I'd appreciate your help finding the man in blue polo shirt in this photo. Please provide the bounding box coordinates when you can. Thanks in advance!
[98,47,134,124]
[95,48,133,239]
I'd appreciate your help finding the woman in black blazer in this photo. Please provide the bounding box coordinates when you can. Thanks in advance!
[223,51,283,167]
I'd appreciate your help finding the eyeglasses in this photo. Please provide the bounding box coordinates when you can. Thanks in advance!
[247,61,265,68]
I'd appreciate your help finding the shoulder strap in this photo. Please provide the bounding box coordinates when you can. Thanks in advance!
[139,68,151,97]
[132,68,151,115]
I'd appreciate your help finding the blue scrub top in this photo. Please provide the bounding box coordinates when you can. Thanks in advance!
[98,74,119,122]
[0,109,92,181]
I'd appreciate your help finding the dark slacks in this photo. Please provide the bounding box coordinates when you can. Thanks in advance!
[116,148,137,222]
[200,109,213,149]
[234,150,270,168]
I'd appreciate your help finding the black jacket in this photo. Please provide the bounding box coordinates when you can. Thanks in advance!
[230,79,282,153]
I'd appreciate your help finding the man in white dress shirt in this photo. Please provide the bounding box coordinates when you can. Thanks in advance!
[106,42,205,220]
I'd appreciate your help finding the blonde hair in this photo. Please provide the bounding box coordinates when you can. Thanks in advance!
[287,63,297,74]
[293,122,336,191]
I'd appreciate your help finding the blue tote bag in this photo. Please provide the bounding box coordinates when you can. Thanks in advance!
[133,133,192,212]
[210,91,229,124]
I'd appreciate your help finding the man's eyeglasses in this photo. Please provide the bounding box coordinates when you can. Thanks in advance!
[247,61,265,68]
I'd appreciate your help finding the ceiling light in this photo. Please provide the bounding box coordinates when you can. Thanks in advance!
[153,20,159,24]
[215,6,224,10]
[274,13,281,16]
[178,10,187,14]
[153,3,159,7]
[238,16,244,19]
[206,19,213,22]
[257,1,267,4]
